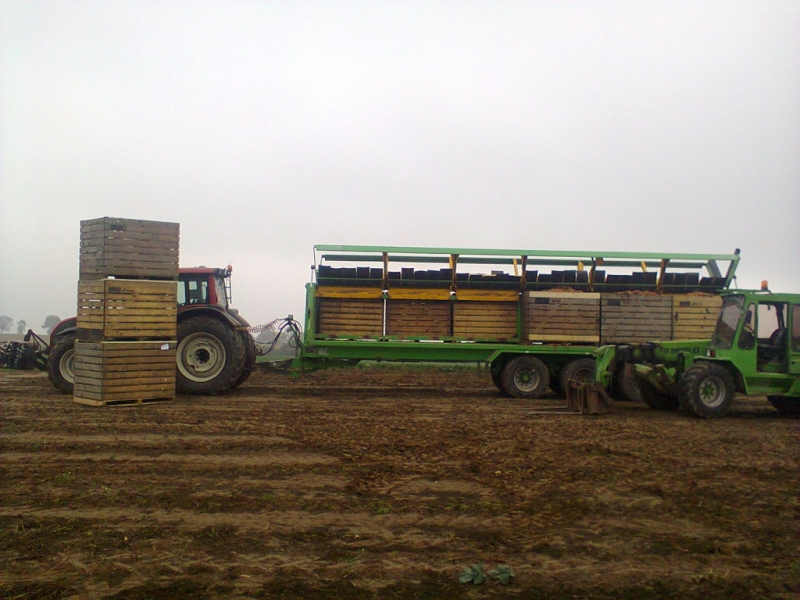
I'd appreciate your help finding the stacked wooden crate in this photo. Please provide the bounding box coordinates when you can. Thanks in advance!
[73,218,179,406]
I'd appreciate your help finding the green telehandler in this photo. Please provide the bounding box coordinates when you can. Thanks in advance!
[594,289,800,418]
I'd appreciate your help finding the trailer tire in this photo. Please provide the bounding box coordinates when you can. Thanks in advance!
[501,355,549,399]
[766,396,800,418]
[47,335,76,395]
[177,316,245,395]
[491,367,510,397]
[679,362,735,418]
[559,358,596,396]
[638,379,679,411]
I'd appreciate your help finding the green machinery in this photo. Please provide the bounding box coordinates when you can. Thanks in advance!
[593,289,800,417]
[258,245,740,400]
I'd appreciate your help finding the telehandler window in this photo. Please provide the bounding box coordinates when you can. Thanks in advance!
[738,304,756,350]
[792,305,800,352]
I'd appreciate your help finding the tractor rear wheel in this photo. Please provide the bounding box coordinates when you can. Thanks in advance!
[766,396,800,418]
[501,356,549,399]
[177,316,245,395]
[679,362,735,418]
[229,330,257,389]
[47,335,76,394]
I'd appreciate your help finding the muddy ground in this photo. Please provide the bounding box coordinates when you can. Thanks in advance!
[1,365,798,599]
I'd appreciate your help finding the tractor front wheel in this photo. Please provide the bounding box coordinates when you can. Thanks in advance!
[177,316,245,395]
[47,335,76,394]
[679,362,735,418]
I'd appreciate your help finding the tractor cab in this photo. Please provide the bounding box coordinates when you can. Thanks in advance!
[178,267,232,309]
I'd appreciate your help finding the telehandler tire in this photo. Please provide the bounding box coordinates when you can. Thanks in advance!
[679,362,735,418]
[501,355,549,399]
[638,379,679,411]
[47,335,76,395]
[177,316,245,395]
[766,396,800,418]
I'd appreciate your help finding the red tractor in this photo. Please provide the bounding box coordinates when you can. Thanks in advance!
[47,267,256,395]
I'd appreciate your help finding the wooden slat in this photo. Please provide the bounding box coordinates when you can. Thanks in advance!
[76,279,177,340]
[453,290,519,302]
[526,292,600,344]
[387,289,452,301]
[315,287,384,299]
[317,298,383,337]
[601,293,672,343]
[386,300,450,338]
[672,294,722,340]
[453,302,517,340]
[79,217,179,279]
[72,341,176,405]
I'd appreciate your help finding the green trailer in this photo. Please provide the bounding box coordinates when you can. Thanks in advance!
[258,245,740,399]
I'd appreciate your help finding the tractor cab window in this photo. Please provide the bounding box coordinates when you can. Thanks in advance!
[756,302,788,369]
[712,295,745,349]
[792,305,800,352]
[178,277,209,308]
[214,276,229,308]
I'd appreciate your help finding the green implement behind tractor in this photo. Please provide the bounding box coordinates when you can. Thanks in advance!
[595,289,800,418]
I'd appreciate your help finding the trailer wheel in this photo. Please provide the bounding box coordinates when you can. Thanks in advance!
[490,367,510,397]
[47,335,75,394]
[501,356,549,399]
[679,362,735,418]
[638,379,679,411]
[559,358,596,396]
[177,316,245,395]
[766,396,800,418]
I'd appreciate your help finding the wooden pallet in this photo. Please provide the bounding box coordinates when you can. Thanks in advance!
[80,217,179,280]
[317,298,384,338]
[601,293,672,343]
[73,340,176,406]
[386,300,451,338]
[453,301,517,341]
[526,292,601,344]
[76,279,177,341]
[672,294,722,340]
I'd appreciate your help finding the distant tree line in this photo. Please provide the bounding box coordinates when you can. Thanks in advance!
[0,315,61,335]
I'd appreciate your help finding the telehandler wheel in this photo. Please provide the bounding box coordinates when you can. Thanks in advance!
[679,362,735,418]
[177,316,245,395]
[638,379,679,411]
[613,366,642,402]
[47,335,75,395]
[501,355,549,399]
[766,396,800,418]
[559,358,596,396]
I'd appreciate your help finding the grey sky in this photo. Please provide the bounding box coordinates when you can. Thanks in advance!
[1,1,798,331]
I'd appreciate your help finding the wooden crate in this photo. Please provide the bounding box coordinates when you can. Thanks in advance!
[73,340,176,406]
[453,301,517,341]
[601,293,672,344]
[672,294,722,340]
[526,292,600,343]
[80,217,179,280]
[317,298,384,338]
[386,300,451,338]
[77,279,177,341]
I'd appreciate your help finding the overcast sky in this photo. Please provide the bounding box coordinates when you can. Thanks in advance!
[1,1,798,332]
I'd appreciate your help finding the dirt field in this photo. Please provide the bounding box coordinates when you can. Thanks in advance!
[1,365,799,599]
